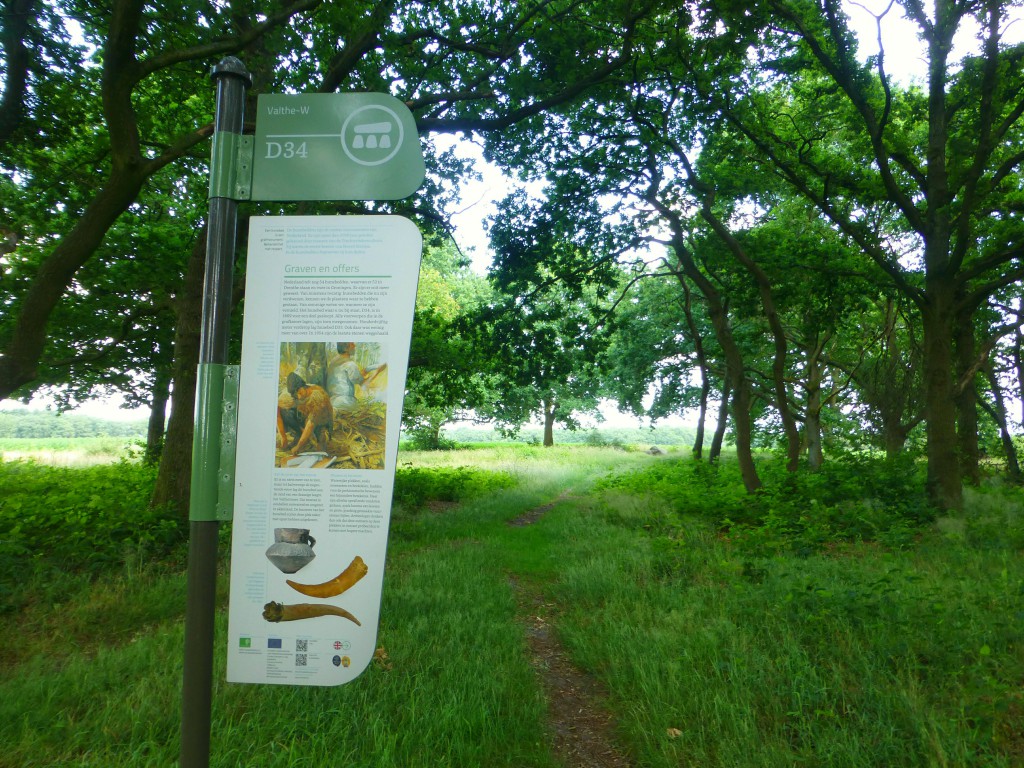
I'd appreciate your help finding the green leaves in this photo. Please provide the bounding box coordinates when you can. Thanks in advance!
[0,460,180,604]
[474,266,618,439]
[598,452,936,555]
[392,465,515,509]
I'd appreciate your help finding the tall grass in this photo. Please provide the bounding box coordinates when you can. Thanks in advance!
[514,479,1024,767]
[0,447,1021,766]
[0,446,630,767]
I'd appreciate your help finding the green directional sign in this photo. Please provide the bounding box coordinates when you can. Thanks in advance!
[250,93,425,201]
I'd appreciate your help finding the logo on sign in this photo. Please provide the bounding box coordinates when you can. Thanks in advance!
[341,105,405,167]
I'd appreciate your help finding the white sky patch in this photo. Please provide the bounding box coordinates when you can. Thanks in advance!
[434,135,503,274]
[1,395,146,422]
[433,134,550,275]
[844,1,1024,83]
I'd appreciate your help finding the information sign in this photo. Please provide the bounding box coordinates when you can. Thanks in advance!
[226,215,421,686]
[251,93,425,201]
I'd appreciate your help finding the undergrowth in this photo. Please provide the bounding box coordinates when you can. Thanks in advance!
[392,465,515,509]
[0,460,180,593]
[0,460,517,614]
[598,454,939,554]
[546,489,1024,767]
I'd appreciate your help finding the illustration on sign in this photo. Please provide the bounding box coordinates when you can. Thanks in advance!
[226,215,422,686]
[277,341,388,470]
[251,93,425,201]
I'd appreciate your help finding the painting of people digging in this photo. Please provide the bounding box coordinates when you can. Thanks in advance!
[276,341,388,469]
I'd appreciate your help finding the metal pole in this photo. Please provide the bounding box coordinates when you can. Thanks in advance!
[180,56,250,768]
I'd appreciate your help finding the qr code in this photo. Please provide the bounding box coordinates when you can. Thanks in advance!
[296,639,308,652]
[295,653,307,667]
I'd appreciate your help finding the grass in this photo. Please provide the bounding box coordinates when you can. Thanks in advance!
[207,540,554,768]
[515,488,1024,767]
[0,444,1022,766]
[0,446,631,768]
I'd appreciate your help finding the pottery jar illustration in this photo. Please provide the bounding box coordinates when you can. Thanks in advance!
[265,528,317,573]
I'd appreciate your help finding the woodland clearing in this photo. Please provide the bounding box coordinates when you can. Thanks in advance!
[0,443,1022,767]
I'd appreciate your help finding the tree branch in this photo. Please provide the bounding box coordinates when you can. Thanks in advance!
[957,255,1024,314]
[43,302,166,369]
[948,0,1002,274]
[318,0,395,93]
[770,0,926,232]
[416,1,653,134]
[103,0,146,166]
[137,0,323,80]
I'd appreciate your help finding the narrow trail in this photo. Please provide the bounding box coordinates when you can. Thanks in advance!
[508,498,633,768]
[507,490,573,527]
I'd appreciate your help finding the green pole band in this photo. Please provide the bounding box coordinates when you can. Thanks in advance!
[208,132,253,200]
[190,363,225,522]
[216,365,240,521]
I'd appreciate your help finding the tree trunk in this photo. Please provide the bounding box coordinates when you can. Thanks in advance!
[650,199,760,487]
[702,299,759,490]
[692,375,709,460]
[699,206,800,471]
[145,363,171,464]
[429,419,444,450]
[0,0,36,151]
[920,18,963,511]
[709,374,730,463]
[681,280,708,459]
[151,231,206,513]
[728,374,760,489]
[851,299,921,458]
[955,308,980,485]
[883,420,910,459]
[921,284,963,510]
[1014,324,1024,425]
[542,397,556,447]
[983,365,1021,483]
[676,259,760,491]
[803,334,828,470]
[805,392,824,471]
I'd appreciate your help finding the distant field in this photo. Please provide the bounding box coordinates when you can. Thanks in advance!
[0,423,693,469]
[440,423,697,447]
[0,437,140,466]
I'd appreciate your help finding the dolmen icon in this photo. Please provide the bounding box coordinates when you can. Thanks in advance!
[352,121,393,149]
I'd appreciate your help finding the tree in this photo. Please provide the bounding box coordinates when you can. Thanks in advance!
[479,209,619,445]
[0,0,323,398]
[402,241,492,449]
[681,0,1024,508]
[478,284,612,446]
[604,266,725,459]
[478,0,1024,507]
[1,0,662,399]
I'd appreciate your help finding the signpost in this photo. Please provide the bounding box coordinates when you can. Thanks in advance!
[181,58,425,766]
[251,93,425,201]
[225,216,421,686]
[180,57,249,768]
